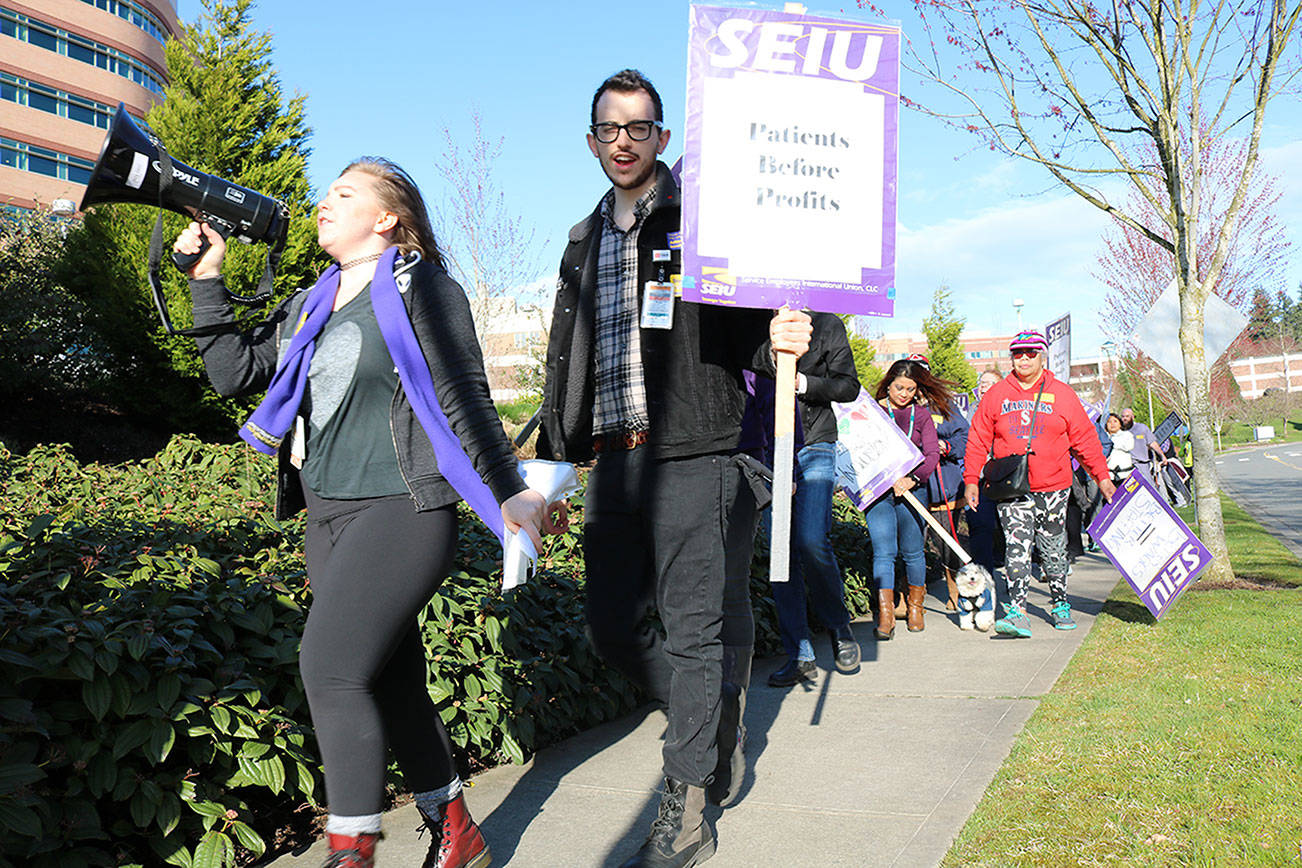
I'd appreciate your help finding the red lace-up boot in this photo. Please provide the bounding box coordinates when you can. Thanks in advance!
[418,793,491,868]
[323,832,379,868]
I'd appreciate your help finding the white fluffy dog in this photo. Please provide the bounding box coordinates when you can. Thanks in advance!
[955,563,996,631]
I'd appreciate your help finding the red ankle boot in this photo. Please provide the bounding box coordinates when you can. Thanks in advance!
[323,832,379,868]
[419,794,491,868]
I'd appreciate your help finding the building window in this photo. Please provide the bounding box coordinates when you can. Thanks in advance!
[0,73,114,128]
[0,7,166,95]
[81,0,168,43]
[0,136,96,184]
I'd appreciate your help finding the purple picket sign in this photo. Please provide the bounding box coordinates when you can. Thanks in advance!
[832,388,922,510]
[1088,470,1211,619]
[681,4,900,316]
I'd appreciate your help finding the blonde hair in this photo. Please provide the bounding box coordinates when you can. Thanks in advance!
[340,157,444,266]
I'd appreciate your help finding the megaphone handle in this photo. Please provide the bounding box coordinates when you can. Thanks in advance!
[171,231,210,273]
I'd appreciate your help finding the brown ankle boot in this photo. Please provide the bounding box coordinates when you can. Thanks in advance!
[875,589,896,640]
[418,794,491,868]
[324,832,379,868]
[945,569,959,611]
[907,584,926,632]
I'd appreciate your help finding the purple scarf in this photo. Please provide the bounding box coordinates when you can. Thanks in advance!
[240,246,505,542]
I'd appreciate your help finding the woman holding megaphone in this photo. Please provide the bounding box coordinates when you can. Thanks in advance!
[176,157,550,868]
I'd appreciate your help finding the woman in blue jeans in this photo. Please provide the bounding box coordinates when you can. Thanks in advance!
[866,359,947,638]
[766,313,861,687]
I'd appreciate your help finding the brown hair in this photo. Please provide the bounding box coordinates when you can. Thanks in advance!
[591,68,663,124]
[874,359,960,419]
[340,156,444,267]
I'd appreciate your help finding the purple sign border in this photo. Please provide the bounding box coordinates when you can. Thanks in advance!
[833,388,923,510]
[1088,469,1211,619]
[681,4,900,316]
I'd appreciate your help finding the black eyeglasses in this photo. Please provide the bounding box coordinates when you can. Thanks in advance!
[590,120,661,143]
[1011,349,1040,359]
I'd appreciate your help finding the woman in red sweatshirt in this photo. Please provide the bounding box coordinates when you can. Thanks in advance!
[963,330,1115,637]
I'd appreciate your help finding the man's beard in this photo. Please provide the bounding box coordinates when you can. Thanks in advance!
[1121,419,1134,430]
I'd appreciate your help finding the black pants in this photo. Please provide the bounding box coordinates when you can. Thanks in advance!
[300,488,458,816]
[583,450,756,786]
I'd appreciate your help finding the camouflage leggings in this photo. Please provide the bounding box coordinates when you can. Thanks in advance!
[996,489,1070,609]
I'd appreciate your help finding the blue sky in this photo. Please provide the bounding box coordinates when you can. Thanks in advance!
[232,0,1302,361]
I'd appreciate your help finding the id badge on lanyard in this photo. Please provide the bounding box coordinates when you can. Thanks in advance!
[641,249,676,330]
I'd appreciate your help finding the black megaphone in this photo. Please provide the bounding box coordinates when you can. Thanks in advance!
[79,105,290,335]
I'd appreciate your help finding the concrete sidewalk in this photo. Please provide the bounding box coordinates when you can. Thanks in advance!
[271,554,1119,867]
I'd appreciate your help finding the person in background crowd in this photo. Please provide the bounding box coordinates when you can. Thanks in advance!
[907,354,968,612]
[535,69,811,867]
[1065,408,1113,560]
[965,367,1005,575]
[964,331,1115,638]
[768,313,862,687]
[1105,412,1136,484]
[1119,407,1170,482]
[175,158,551,868]
[866,359,944,638]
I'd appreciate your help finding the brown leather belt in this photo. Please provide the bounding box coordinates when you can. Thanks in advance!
[593,428,649,453]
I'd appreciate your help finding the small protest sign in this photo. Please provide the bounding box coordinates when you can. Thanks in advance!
[1088,470,1210,618]
[1152,410,1184,451]
[832,388,923,509]
[1045,313,1071,385]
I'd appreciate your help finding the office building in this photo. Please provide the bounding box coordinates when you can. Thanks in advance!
[1,0,180,210]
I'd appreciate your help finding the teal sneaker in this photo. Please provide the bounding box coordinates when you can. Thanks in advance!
[1051,601,1077,630]
[994,603,1032,638]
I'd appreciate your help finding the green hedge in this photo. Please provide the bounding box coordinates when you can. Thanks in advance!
[0,436,875,866]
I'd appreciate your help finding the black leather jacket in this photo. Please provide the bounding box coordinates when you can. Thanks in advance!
[797,313,860,446]
[188,252,526,519]
[537,163,774,463]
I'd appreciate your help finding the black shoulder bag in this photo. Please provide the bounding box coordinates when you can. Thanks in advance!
[980,381,1046,502]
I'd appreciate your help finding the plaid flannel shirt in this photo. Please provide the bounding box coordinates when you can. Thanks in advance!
[591,186,656,436]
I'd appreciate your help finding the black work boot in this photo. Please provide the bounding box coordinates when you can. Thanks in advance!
[706,644,752,807]
[620,777,715,868]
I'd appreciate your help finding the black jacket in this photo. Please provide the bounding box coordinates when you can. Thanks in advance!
[797,313,860,446]
[189,252,526,519]
[537,163,774,463]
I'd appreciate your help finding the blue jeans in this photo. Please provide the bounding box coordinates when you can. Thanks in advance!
[865,490,925,590]
[771,443,850,660]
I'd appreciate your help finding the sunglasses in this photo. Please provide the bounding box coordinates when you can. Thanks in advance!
[1011,349,1041,359]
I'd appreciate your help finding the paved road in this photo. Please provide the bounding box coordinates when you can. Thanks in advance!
[1213,442,1302,558]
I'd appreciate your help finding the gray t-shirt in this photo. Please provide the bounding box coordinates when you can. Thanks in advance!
[1129,422,1156,467]
[298,284,407,499]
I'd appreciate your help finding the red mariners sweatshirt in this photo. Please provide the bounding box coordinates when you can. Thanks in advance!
[962,371,1109,492]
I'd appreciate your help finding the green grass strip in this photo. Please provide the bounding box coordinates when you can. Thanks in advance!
[944,497,1302,866]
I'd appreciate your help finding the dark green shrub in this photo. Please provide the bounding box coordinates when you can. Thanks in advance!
[0,435,874,865]
[0,439,315,867]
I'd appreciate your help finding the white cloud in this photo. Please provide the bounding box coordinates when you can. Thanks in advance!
[887,190,1118,353]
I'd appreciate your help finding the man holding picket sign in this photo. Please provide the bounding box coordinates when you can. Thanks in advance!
[536,69,810,868]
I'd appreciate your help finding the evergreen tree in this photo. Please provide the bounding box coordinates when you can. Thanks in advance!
[921,286,977,389]
[69,0,324,432]
[1245,287,1275,344]
[1275,286,1302,342]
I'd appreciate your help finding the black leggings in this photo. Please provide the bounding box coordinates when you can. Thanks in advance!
[300,488,458,816]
